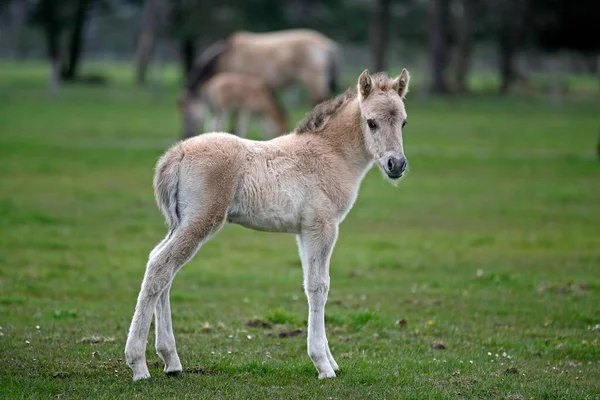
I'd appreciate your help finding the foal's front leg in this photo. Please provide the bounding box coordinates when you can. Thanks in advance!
[297,223,339,379]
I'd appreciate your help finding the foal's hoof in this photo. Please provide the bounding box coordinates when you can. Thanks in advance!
[132,371,151,381]
[329,359,340,372]
[165,369,182,377]
[318,370,336,380]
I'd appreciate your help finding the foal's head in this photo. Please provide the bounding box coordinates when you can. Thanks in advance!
[357,69,410,180]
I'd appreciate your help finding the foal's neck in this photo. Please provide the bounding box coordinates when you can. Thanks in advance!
[322,98,372,173]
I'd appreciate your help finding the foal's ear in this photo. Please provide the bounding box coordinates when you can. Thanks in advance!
[357,69,372,100]
[392,68,411,99]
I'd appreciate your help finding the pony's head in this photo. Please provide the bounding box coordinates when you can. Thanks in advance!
[357,69,410,180]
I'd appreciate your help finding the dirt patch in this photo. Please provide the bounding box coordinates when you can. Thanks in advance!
[270,329,304,338]
[246,319,273,329]
[431,341,447,350]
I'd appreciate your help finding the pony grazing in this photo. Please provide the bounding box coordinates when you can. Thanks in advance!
[179,72,288,139]
[181,29,341,137]
[125,69,411,381]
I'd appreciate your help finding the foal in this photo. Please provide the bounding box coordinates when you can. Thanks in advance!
[180,72,288,138]
[125,69,411,381]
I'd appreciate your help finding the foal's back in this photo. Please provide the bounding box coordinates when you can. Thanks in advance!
[178,131,357,234]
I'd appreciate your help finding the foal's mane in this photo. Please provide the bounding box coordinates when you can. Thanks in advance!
[294,73,396,135]
[294,87,357,134]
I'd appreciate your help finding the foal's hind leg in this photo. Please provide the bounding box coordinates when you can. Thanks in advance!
[155,280,181,374]
[125,215,226,380]
[297,221,339,379]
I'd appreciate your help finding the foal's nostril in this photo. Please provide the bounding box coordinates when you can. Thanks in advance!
[387,158,394,172]
[399,158,407,173]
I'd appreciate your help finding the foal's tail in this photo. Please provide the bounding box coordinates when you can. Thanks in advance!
[154,143,185,231]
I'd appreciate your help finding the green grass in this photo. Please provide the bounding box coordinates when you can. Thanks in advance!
[0,61,599,399]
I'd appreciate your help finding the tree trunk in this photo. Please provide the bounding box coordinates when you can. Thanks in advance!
[135,0,160,86]
[597,54,600,92]
[498,0,533,94]
[498,22,514,94]
[61,0,89,81]
[454,0,474,92]
[42,0,61,95]
[181,37,196,78]
[370,0,390,72]
[428,0,450,93]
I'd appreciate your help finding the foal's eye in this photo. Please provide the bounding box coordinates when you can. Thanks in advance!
[402,120,407,128]
[367,119,377,130]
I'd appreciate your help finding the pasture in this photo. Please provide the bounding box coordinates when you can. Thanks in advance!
[0,62,599,399]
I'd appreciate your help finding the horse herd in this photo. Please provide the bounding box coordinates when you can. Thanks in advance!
[125,28,412,381]
[178,29,342,138]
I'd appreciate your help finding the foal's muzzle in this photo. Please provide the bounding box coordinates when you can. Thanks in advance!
[385,156,407,179]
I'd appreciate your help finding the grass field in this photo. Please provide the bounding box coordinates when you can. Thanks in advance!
[0,62,599,399]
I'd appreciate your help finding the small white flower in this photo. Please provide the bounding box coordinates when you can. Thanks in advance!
[246,335,252,340]
[487,352,492,356]
[502,352,507,357]
[469,360,474,364]
[36,325,40,330]
[25,340,30,344]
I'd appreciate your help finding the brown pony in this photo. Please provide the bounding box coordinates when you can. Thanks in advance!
[181,29,341,137]
[180,73,288,139]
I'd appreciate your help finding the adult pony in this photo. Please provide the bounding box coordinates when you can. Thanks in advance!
[125,68,411,381]
[181,29,341,137]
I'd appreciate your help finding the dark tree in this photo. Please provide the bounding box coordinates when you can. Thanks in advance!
[31,0,63,94]
[496,0,534,94]
[135,0,162,86]
[61,0,90,80]
[370,0,391,72]
[453,0,474,92]
[428,0,451,93]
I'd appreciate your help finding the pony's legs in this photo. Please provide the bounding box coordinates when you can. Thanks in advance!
[236,110,251,138]
[297,222,339,379]
[155,279,181,374]
[125,215,225,380]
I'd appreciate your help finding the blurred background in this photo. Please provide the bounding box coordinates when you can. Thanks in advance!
[0,0,599,100]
